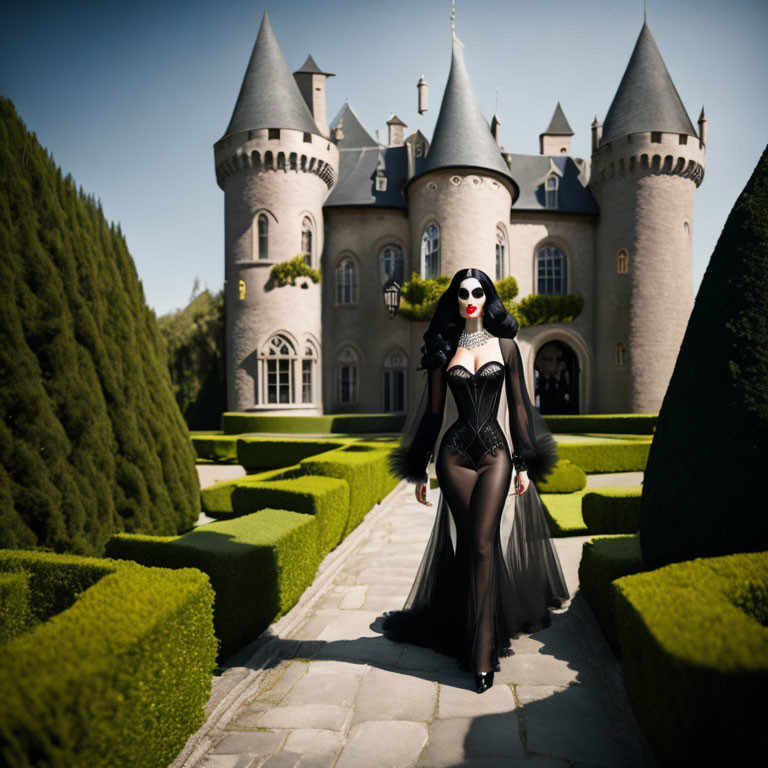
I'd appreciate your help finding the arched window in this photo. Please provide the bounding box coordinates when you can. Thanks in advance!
[301,340,317,404]
[495,226,506,280]
[537,245,567,294]
[259,333,297,404]
[421,222,440,279]
[615,341,627,366]
[336,257,357,304]
[617,249,629,274]
[380,245,404,285]
[301,217,313,266]
[337,346,359,403]
[258,214,268,260]
[382,351,407,412]
[545,174,559,207]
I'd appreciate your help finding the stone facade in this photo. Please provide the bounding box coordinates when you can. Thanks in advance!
[216,13,706,416]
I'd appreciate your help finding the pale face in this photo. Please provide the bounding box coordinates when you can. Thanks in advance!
[458,277,486,319]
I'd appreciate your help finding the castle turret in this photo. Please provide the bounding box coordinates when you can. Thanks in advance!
[214,9,338,414]
[403,16,518,282]
[540,102,574,155]
[589,20,705,413]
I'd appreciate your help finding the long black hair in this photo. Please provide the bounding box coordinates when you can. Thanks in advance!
[419,267,519,369]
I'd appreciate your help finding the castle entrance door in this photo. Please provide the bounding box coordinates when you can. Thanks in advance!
[533,340,580,414]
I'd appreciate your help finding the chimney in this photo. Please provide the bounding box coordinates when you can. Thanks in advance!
[698,106,707,148]
[591,115,601,153]
[293,55,335,138]
[387,115,407,147]
[417,74,429,114]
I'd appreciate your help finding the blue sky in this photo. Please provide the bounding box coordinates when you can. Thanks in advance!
[2,0,766,317]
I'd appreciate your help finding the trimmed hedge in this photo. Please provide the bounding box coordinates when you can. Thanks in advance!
[578,534,646,653]
[232,476,349,553]
[221,412,405,435]
[556,439,651,472]
[191,434,239,464]
[544,414,657,434]
[300,444,398,535]
[237,438,347,471]
[106,508,319,662]
[0,549,217,768]
[614,551,768,766]
[582,487,642,534]
[540,490,589,536]
[0,571,32,644]
[535,459,587,493]
[109,440,400,661]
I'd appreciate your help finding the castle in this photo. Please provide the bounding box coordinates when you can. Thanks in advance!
[213,7,706,417]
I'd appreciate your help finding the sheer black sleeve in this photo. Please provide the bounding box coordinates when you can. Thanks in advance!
[502,338,558,480]
[387,363,447,484]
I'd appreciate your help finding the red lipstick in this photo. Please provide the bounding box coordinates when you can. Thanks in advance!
[467,304,476,314]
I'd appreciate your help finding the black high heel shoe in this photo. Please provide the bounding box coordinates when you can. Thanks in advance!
[475,671,494,694]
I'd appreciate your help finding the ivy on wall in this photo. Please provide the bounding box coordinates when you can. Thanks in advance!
[270,255,321,287]
[397,271,583,327]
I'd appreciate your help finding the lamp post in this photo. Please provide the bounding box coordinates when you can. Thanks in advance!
[382,279,401,319]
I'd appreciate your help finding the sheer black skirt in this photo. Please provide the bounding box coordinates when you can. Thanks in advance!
[382,440,570,675]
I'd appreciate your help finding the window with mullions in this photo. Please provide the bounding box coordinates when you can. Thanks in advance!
[301,217,313,266]
[537,245,567,294]
[336,257,357,303]
[545,174,559,208]
[421,222,440,278]
[263,334,295,404]
[380,245,404,285]
[258,214,268,260]
[337,346,359,403]
[382,351,406,412]
[495,227,506,280]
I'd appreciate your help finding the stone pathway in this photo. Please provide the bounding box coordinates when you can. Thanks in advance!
[176,474,656,768]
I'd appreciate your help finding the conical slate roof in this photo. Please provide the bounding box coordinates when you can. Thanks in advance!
[330,101,378,148]
[221,10,319,140]
[601,21,696,145]
[416,35,515,185]
[542,102,574,136]
[295,54,334,77]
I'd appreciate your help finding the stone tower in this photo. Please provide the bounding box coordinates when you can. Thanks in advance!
[403,25,519,282]
[589,21,705,413]
[214,10,338,413]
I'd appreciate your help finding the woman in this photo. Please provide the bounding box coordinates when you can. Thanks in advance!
[385,268,569,693]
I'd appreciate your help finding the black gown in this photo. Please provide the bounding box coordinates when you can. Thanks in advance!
[384,336,569,674]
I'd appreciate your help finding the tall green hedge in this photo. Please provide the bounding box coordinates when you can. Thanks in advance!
[641,143,768,568]
[0,97,200,556]
[157,289,226,431]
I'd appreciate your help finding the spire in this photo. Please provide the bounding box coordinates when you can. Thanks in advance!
[221,9,319,140]
[600,21,696,145]
[417,26,515,185]
[543,102,574,136]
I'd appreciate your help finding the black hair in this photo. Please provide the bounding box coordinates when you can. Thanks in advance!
[419,268,519,369]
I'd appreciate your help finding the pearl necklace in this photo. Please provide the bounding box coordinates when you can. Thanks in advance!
[458,327,492,349]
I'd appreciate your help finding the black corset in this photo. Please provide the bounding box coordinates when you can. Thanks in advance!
[443,360,508,469]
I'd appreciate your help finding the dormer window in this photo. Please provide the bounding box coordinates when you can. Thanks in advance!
[545,174,559,208]
[375,168,387,192]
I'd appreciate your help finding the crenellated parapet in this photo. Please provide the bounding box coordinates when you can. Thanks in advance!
[590,130,705,192]
[214,127,338,190]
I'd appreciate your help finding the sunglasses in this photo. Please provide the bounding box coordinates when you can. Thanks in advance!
[458,287,485,300]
